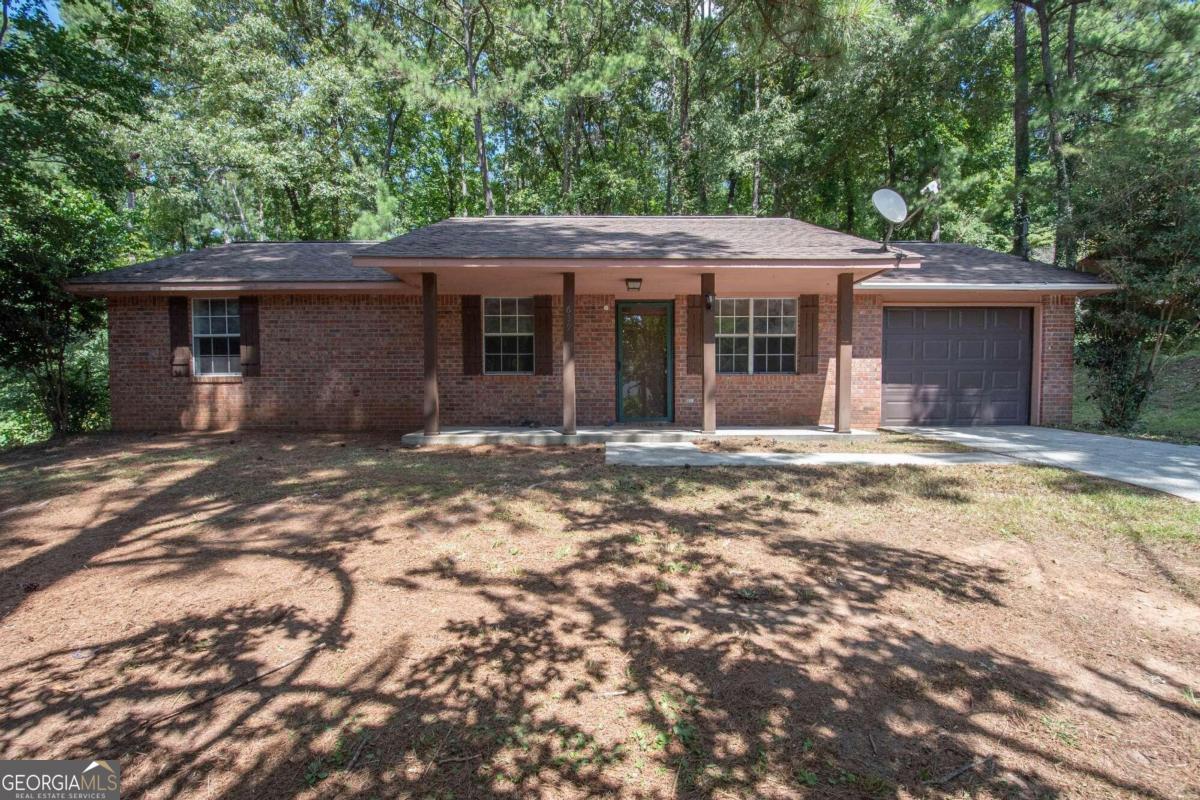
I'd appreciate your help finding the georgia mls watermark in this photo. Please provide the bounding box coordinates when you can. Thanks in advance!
[0,759,120,800]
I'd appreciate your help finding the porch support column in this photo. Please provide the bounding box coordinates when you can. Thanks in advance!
[834,272,854,433]
[701,272,716,434]
[562,272,576,435]
[422,272,439,436]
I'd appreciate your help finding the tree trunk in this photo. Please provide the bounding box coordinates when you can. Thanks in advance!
[676,0,693,214]
[1012,2,1031,258]
[1031,1,1075,268]
[382,108,400,179]
[751,72,761,215]
[842,161,854,233]
[462,0,494,215]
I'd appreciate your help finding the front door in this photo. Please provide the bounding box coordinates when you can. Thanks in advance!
[616,301,673,422]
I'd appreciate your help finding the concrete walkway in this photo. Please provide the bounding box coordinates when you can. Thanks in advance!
[402,425,877,447]
[891,426,1200,502]
[605,441,1018,468]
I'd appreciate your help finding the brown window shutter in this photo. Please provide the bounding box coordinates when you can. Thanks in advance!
[461,295,482,375]
[168,296,191,377]
[796,294,819,374]
[239,296,261,376]
[686,295,703,375]
[533,294,553,375]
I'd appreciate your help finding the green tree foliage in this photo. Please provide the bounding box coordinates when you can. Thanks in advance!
[0,187,138,435]
[1,0,159,440]
[132,0,1019,245]
[1075,113,1200,429]
[0,0,162,200]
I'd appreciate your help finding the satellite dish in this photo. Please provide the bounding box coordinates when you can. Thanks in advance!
[871,188,910,252]
[872,188,908,223]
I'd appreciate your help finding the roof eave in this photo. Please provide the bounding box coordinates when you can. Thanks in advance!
[858,281,1120,294]
[351,255,921,270]
[65,280,411,296]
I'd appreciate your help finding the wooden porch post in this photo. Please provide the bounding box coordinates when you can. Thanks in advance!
[422,272,440,436]
[835,272,854,433]
[701,273,716,434]
[562,272,576,435]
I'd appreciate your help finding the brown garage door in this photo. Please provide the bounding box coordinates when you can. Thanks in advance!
[882,307,1032,426]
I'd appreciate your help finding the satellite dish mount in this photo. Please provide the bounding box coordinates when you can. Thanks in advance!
[871,188,909,252]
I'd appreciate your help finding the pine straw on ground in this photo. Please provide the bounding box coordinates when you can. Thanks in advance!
[1,432,1197,800]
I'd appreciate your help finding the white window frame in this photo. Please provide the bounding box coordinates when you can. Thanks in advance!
[483,296,535,375]
[191,298,242,376]
[715,298,797,375]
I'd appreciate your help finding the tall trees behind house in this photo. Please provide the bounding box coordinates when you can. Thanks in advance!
[11,0,1200,263]
[128,0,1024,249]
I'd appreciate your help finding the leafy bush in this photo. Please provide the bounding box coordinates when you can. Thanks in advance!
[0,329,109,450]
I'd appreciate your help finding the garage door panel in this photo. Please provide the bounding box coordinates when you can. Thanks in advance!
[959,308,987,328]
[957,340,986,359]
[991,370,1022,390]
[956,370,986,390]
[922,309,953,329]
[922,340,952,360]
[991,339,1023,360]
[883,307,1032,427]
[990,308,1028,330]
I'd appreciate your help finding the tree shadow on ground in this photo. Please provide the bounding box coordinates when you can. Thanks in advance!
[0,435,1183,799]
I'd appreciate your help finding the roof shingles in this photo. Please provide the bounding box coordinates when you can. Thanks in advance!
[70,242,394,285]
[67,222,1115,291]
[864,242,1114,287]
[359,216,896,261]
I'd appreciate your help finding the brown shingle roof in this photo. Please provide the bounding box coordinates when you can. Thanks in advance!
[862,242,1117,287]
[68,241,396,286]
[358,216,898,261]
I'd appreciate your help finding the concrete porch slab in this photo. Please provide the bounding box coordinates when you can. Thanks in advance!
[605,441,1020,468]
[401,425,879,447]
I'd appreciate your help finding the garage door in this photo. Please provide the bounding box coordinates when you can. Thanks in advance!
[882,307,1032,426]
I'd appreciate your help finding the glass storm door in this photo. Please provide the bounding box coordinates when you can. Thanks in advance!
[617,302,673,422]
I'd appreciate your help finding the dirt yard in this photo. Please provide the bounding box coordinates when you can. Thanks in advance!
[1,433,1197,800]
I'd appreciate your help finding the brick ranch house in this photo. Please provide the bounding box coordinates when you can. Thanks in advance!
[67,216,1117,436]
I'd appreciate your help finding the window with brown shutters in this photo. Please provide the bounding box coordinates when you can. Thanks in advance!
[796,294,818,374]
[483,297,534,373]
[461,295,483,375]
[715,298,797,373]
[191,298,241,376]
[168,297,191,377]
[239,296,261,377]
[686,295,703,375]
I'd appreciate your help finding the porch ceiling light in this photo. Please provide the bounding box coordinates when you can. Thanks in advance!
[625,278,643,291]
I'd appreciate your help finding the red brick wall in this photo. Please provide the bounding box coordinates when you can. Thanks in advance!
[108,295,425,431]
[107,293,621,431]
[673,294,882,428]
[107,292,1074,432]
[1039,295,1076,426]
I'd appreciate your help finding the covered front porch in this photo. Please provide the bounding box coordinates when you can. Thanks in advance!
[352,259,903,438]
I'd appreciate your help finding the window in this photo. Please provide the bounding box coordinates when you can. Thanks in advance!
[484,297,534,373]
[192,298,241,376]
[716,298,796,374]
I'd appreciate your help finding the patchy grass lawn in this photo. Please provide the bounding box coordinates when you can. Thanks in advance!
[698,432,975,454]
[1074,345,1200,445]
[1,433,1197,800]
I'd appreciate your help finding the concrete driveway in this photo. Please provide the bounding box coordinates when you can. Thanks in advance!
[893,426,1200,502]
